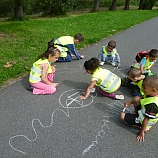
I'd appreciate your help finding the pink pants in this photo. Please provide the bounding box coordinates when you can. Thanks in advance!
[30,73,56,95]
[98,88,116,99]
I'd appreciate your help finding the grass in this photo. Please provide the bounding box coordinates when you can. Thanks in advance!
[0,10,158,87]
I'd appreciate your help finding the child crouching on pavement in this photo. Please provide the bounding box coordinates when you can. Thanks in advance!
[78,57,124,100]
[120,75,158,142]
[121,67,145,96]
[98,40,121,68]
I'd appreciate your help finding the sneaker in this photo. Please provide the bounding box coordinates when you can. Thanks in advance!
[111,62,116,67]
[144,126,152,133]
[100,62,105,66]
[115,95,124,100]
[26,84,34,91]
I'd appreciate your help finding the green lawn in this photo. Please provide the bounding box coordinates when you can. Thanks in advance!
[0,10,158,87]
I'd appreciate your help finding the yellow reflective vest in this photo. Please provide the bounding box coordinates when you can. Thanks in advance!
[138,96,158,129]
[54,36,74,58]
[102,46,116,56]
[133,57,154,71]
[91,67,121,93]
[134,77,144,96]
[29,58,52,83]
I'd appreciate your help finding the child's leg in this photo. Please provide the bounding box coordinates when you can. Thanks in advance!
[30,82,56,95]
[120,112,141,127]
[98,88,115,99]
[101,53,107,62]
[57,54,72,62]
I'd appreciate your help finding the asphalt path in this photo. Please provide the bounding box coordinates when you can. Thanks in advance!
[1,17,158,158]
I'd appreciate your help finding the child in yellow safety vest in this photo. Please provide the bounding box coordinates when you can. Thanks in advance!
[29,45,60,95]
[133,49,158,76]
[121,67,145,97]
[78,57,124,100]
[120,75,158,142]
[98,40,121,68]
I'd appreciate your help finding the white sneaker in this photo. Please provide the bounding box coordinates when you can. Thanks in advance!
[111,62,116,67]
[91,88,96,93]
[115,95,124,100]
[100,62,105,66]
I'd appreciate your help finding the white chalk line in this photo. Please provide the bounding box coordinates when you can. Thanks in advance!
[9,89,95,155]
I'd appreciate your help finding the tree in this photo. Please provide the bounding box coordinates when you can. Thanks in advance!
[92,0,100,12]
[124,0,130,10]
[109,0,117,11]
[139,0,156,10]
[14,0,23,18]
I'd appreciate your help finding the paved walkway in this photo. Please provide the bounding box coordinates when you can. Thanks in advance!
[1,17,158,158]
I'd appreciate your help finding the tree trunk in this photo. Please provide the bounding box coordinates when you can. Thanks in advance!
[93,0,100,12]
[109,0,117,11]
[124,0,130,10]
[14,0,23,18]
[138,0,145,9]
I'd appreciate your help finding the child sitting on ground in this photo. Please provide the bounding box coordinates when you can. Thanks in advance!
[98,40,121,68]
[133,49,158,76]
[121,67,145,96]
[29,45,60,95]
[78,57,124,100]
[120,75,158,142]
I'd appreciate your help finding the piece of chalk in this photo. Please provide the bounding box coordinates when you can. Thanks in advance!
[123,108,126,112]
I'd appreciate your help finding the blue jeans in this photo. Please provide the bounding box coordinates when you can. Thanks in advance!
[57,54,72,62]
[101,53,115,63]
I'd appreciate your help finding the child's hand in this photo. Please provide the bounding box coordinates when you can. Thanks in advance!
[136,131,144,142]
[117,63,120,68]
[51,82,59,87]
[78,95,86,99]
[81,55,84,59]
[51,65,56,73]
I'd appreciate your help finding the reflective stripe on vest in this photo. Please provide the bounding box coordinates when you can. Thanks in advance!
[103,46,116,56]
[92,68,121,93]
[29,59,52,83]
[138,97,158,128]
[54,36,73,58]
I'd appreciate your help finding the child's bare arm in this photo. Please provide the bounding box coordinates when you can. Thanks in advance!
[136,117,149,142]
[78,81,96,99]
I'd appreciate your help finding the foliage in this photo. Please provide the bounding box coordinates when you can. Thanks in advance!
[37,0,78,16]
[142,0,157,9]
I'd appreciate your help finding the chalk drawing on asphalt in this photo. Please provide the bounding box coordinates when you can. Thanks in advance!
[9,89,96,155]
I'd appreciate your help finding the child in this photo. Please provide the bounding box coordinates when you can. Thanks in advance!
[29,45,60,95]
[121,68,145,96]
[78,57,124,100]
[120,75,158,142]
[98,40,121,68]
[133,49,158,76]
[48,33,84,62]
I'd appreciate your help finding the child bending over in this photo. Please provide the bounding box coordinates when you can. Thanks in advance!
[29,46,60,95]
[79,57,124,100]
[121,68,145,96]
[120,76,158,142]
[133,49,158,76]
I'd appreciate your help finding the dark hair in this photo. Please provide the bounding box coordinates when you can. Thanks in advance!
[127,68,141,78]
[144,75,158,90]
[84,57,100,72]
[108,40,116,48]
[38,45,60,60]
[149,49,158,58]
[74,33,84,42]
